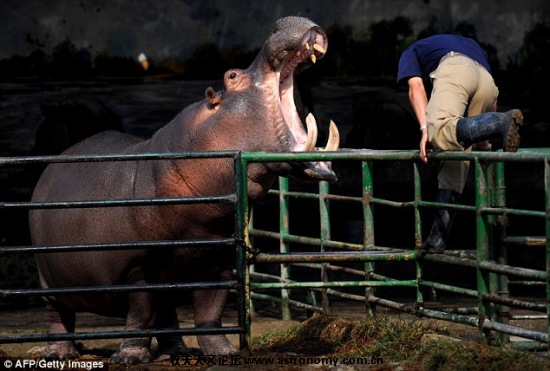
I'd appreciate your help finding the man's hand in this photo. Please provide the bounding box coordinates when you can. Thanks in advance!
[420,128,429,163]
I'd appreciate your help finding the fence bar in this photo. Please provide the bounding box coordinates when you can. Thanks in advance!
[419,280,479,298]
[278,177,292,320]
[413,162,424,307]
[0,238,235,254]
[253,251,416,263]
[0,195,235,210]
[417,307,548,344]
[293,262,399,283]
[362,160,376,317]
[504,236,546,247]
[493,160,510,344]
[0,150,240,166]
[233,152,250,352]
[1,281,237,298]
[319,180,332,313]
[251,280,418,290]
[474,158,494,343]
[478,261,546,280]
[251,293,322,313]
[511,315,547,320]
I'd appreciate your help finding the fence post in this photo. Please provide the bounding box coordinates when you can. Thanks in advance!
[278,177,292,320]
[474,157,496,344]
[362,160,376,317]
[413,161,424,307]
[234,152,251,352]
[493,160,510,344]
[319,180,332,313]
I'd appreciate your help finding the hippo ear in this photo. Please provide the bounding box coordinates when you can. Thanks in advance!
[205,87,222,108]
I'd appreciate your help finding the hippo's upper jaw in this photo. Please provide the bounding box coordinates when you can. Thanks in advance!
[254,16,340,182]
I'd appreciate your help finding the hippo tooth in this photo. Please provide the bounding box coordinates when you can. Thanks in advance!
[304,42,310,50]
[313,43,326,54]
[310,54,317,64]
[304,114,340,152]
[304,113,319,151]
[323,120,340,151]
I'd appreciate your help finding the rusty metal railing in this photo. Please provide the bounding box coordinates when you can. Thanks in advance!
[241,149,550,350]
[0,151,249,348]
[1,148,549,354]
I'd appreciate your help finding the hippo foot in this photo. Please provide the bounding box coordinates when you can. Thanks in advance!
[109,346,153,365]
[43,341,80,359]
[197,335,238,355]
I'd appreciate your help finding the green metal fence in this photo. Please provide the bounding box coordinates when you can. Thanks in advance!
[0,151,248,347]
[0,148,549,354]
[239,149,550,351]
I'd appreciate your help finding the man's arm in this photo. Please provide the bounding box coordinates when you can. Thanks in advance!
[407,76,429,163]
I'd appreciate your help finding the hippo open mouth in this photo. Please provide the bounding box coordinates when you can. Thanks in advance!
[269,17,340,181]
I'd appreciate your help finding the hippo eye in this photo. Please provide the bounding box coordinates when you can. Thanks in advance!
[229,72,237,79]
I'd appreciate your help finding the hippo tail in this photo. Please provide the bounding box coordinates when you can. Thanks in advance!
[31,97,124,156]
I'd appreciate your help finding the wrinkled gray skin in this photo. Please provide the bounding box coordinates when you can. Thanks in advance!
[29,16,338,364]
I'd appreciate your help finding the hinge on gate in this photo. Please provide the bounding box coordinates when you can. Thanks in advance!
[234,234,260,261]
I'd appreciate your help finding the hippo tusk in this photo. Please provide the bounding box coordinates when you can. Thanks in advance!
[321,120,340,151]
[304,113,318,151]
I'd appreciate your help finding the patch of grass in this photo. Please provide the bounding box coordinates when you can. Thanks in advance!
[251,313,549,371]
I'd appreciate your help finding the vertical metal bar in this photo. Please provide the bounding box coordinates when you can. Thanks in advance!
[279,176,291,320]
[494,159,510,344]
[474,157,494,344]
[319,180,331,313]
[486,162,498,330]
[413,161,424,306]
[545,158,550,350]
[362,160,375,317]
[248,209,256,318]
[413,162,423,249]
[234,152,250,352]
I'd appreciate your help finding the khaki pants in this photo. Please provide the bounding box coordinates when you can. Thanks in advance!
[426,53,498,193]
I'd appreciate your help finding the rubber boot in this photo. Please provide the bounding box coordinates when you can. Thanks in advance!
[456,109,523,152]
[420,189,461,254]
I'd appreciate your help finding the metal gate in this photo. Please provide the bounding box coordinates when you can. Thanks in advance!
[0,150,249,350]
[1,148,549,353]
[239,149,550,351]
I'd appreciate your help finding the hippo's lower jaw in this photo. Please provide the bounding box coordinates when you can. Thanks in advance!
[284,113,339,182]
[300,166,338,182]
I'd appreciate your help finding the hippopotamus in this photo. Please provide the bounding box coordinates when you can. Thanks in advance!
[29,16,339,364]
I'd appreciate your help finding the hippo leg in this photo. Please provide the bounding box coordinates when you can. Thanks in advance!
[43,303,79,359]
[109,291,154,364]
[193,269,237,355]
[154,304,189,356]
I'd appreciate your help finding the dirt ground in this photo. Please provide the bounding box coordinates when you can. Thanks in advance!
[0,298,548,370]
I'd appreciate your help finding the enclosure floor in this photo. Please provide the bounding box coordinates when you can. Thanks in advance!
[1,297,546,359]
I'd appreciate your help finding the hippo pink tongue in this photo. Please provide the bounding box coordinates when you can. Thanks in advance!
[277,46,340,153]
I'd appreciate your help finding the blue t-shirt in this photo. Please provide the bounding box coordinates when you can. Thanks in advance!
[396,34,491,86]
